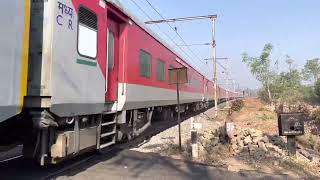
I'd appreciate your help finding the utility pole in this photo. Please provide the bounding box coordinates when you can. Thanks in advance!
[176,81,181,150]
[205,57,228,114]
[145,15,218,116]
[211,18,218,117]
[225,58,230,108]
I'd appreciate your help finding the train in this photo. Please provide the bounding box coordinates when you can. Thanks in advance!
[0,0,242,165]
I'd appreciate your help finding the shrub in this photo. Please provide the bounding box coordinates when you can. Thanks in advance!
[310,107,320,122]
[231,99,244,112]
[296,103,312,120]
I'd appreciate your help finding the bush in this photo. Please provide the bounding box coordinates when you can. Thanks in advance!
[310,107,320,122]
[231,99,244,112]
[296,103,312,120]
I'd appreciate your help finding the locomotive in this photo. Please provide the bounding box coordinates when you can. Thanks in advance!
[0,0,241,165]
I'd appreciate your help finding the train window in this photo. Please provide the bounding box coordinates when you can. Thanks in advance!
[139,49,151,78]
[157,59,165,81]
[77,7,98,59]
[168,65,174,82]
[108,30,115,69]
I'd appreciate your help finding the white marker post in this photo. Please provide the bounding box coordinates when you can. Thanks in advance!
[169,67,188,152]
[191,117,202,159]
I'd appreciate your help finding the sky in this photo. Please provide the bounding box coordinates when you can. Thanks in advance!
[118,0,320,89]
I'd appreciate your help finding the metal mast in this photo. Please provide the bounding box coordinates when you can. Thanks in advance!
[145,15,219,116]
[211,18,218,116]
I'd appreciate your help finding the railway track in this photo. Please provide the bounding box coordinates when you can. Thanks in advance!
[0,106,216,180]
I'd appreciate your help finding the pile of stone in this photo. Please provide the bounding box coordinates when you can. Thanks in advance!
[297,145,320,163]
[229,128,286,158]
[199,127,320,164]
[199,128,286,159]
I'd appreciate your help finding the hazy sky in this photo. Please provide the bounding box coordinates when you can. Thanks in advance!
[118,0,320,89]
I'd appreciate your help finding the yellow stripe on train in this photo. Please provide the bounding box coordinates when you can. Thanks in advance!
[18,0,31,113]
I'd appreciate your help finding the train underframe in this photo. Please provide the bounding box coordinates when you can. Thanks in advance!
[0,99,218,165]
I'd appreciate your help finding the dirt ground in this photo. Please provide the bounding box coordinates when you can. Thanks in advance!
[131,98,320,179]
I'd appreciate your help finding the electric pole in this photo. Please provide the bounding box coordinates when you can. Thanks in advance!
[205,57,228,114]
[211,18,218,117]
[145,15,218,116]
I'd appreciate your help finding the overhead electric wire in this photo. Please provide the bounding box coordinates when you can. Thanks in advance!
[133,0,240,88]
[178,43,212,46]
[216,61,227,70]
[144,0,209,70]
[129,0,208,74]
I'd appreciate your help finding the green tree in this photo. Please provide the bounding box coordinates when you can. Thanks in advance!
[272,56,303,105]
[315,79,320,100]
[242,43,275,104]
[302,58,320,83]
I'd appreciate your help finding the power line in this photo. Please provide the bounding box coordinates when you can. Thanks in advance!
[178,43,212,46]
[129,0,209,75]
[216,61,227,70]
[144,0,210,72]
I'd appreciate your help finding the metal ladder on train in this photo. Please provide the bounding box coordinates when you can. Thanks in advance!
[98,113,117,149]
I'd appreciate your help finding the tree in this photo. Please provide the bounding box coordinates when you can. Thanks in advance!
[272,56,303,105]
[242,43,275,104]
[315,79,320,100]
[302,58,320,83]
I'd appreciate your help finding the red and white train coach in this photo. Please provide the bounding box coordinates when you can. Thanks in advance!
[0,0,240,165]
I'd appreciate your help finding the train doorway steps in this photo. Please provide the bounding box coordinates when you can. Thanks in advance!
[98,114,117,149]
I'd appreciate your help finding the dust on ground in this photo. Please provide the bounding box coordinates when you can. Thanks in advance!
[131,98,320,179]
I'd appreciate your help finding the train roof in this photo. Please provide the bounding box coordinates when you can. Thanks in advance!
[106,0,212,81]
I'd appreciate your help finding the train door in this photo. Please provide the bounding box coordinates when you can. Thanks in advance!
[106,18,119,102]
[204,80,208,100]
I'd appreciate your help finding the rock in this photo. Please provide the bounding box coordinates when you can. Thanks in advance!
[275,147,284,155]
[273,160,280,166]
[258,141,268,152]
[211,137,219,146]
[243,129,250,136]
[298,149,320,162]
[261,136,269,143]
[243,136,252,145]
[270,135,282,146]
[236,137,242,145]
[264,143,273,149]
[296,143,304,149]
[237,144,244,152]
[202,138,211,145]
[264,143,283,155]
[211,129,220,136]
[231,143,238,151]
[242,145,249,152]
[311,156,320,163]
[247,129,253,135]
[238,140,244,149]
[227,165,240,172]
[297,152,311,161]
[298,149,310,158]
[254,150,266,159]
[230,138,237,145]
[248,144,259,152]
[248,129,262,137]
[252,137,263,144]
